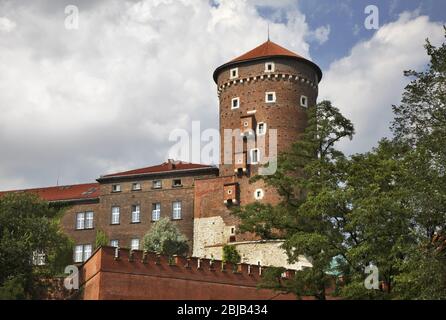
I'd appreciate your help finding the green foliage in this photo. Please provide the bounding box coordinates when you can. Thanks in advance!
[222,245,241,264]
[95,230,109,249]
[0,275,26,300]
[143,217,189,256]
[0,193,73,299]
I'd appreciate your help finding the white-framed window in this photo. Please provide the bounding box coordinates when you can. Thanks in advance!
[74,244,92,263]
[230,226,236,236]
[112,184,121,192]
[74,245,83,263]
[172,179,182,187]
[111,206,120,225]
[265,62,275,72]
[132,182,141,191]
[230,67,239,79]
[76,212,85,230]
[83,244,92,261]
[32,250,46,266]
[131,205,140,223]
[300,95,308,108]
[152,203,161,221]
[110,240,119,248]
[256,122,267,135]
[85,211,94,229]
[254,188,264,200]
[130,239,140,251]
[153,180,162,189]
[250,148,260,164]
[172,201,182,220]
[231,97,240,109]
[265,92,276,103]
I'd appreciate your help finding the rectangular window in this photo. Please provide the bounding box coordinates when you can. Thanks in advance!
[132,182,141,191]
[131,205,140,223]
[131,239,140,251]
[231,97,240,109]
[300,95,308,108]
[76,212,85,230]
[83,244,92,261]
[85,211,94,229]
[112,184,121,192]
[172,201,182,220]
[250,148,260,164]
[172,179,182,187]
[110,240,119,248]
[32,250,46,266]
[152,180,162,189]
[257,122,266,135]
[111,206,120,225]
[74,245,83,263]
[265,92,276,103]
[152,203,161,221]
[230,67,238,79]
[265,62,275,72]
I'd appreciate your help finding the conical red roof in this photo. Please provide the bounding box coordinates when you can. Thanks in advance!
[230,40,303,63]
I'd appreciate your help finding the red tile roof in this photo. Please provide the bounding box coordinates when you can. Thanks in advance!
[0,183,100,202]
[230,40,303,63]
[100,160,216,179]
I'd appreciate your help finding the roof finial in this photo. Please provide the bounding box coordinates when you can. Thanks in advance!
[267,23,270,41]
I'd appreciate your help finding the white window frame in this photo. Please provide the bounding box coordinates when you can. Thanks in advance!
[265,92,276,103]
[172,201,182,220]
[153,180,162,189]
[130,238,140,251]
[229,67,239,79]
[250,148,260,164]
[85,211,94,229]
[83,244,92,262]
[172,179,182,187]
[131,205,140,223]
[112,184,121,192]
[254,188,264,200]
[264,62,275,72]
[256,122,267,136]
[110,240,119,248]
[76,212,85,230]
[231,97,240,110]
[111,206,120,225]
[32,250,46,266]
[300,95,308,108]
[152,203,161,221]
[74,245,83,263]
[132,182,141,191]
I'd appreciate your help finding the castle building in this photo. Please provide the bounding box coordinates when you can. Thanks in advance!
[0,40,322,270]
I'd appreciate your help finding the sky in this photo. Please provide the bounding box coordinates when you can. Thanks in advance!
[0,0,445,190]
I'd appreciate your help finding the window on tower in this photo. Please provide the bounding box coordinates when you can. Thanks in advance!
[250,148,260,164]
[230,68,239,79]
[265,62,275,72]
[231,97,240,109]
[265,92,276,103]
[300,95,308,108]
[256,122,267,135]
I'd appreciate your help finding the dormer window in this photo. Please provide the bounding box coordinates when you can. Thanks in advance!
[265,62,275,72]
[132,182,141,191]
[265,92,276,103]
[230,68,239,79]
[112,184,121,193]
[300,95,308,108]
[256,122,267,135]
[231,97,240,109]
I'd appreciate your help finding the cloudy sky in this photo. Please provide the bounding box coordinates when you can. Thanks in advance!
[0,0,445,190]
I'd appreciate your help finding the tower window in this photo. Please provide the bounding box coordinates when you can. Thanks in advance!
[254,189,264,200]
[300,95,308,108]
[230,68,238,79]
[265,62,275,72]
[250,148,260,164]
[265,92,276,103]
[256,122,267,135]
[231,97,240,109]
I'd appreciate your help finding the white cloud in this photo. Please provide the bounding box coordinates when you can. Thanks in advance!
[319,12,444,155]
[309,24,330,44]
[0,17,16,32]
[0,0,319,190]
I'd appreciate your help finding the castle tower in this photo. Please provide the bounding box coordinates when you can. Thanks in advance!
[213,40,322,206]
[193,40,322,269]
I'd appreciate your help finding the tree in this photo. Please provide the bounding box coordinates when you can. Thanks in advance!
[0,193,73,299]
[95,230,109,249]
[222,245,241,264]
[143,217,189,257]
